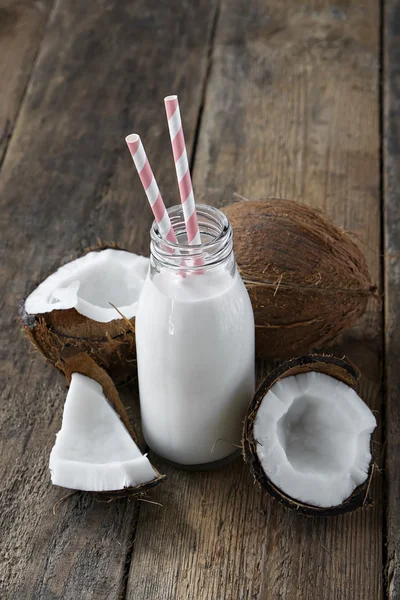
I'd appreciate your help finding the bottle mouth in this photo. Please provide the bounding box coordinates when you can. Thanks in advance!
[150,204,233,270]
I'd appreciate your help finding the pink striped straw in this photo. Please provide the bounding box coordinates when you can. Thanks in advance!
[164,95,201,246]
[125,134,177,244]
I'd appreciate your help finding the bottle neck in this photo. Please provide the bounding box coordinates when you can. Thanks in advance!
[150,204,234,274]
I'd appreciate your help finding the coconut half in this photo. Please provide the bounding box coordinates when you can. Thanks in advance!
[50,352,165,493]
[25,248,148,322]
[243,355,376,516]
[21,247,149,383]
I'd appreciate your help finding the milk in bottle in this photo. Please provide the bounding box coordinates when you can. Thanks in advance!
[136,205,255,466]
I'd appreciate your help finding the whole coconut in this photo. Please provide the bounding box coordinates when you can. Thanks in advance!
[223,199,376,358]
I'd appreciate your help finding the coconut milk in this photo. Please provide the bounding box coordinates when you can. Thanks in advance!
[136,266,255,465]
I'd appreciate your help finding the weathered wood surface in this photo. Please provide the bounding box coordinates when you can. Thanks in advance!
[0,0,390,599]
[128,1,383,599]
[0,1,216,598]
[384,1,400,598]
[0,0,53,164]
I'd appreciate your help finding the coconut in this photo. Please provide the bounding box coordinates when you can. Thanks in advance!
[223,199,376,358]
[243,355,376,516]
[21,246,149,383]
[50,351,165,494]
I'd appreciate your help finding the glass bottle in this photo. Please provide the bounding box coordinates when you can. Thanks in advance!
[135,204,255,467]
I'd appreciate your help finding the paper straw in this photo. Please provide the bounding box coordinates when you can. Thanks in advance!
[125,134,177,244]
[164,95,201,246]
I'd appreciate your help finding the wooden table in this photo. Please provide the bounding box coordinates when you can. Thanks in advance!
[1,1,399,598]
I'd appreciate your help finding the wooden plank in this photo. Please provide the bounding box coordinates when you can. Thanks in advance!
[127,1,383,599]
[384,1,400,598]
[0,1,217,598]
[0,0,53,165]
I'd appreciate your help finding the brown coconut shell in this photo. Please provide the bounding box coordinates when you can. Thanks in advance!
[56,350,166,495]
[20,244,141,384]
[223,199,377,359]
[243,354,375,517]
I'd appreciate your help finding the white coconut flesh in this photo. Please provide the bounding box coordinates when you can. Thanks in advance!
[253,372,376,508]
[50,373,157,491]
[25,249,149,323]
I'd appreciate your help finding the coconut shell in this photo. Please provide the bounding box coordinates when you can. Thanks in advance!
[20,244,140,384]
[223,199,377,359]
[56,350,166,495]
[243,354,375,517]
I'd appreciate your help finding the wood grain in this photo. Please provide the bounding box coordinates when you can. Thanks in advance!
[384,1,400,598]
[0,0,53,164]
[0,1,216,598]
[127,1,383,599]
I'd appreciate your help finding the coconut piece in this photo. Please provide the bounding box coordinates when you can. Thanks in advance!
[50,374,156,491]
[25,247,148,322]
[50,352,165,493]
[243,355,376,516]
[21,247,149,383]
[223,199,377,358]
